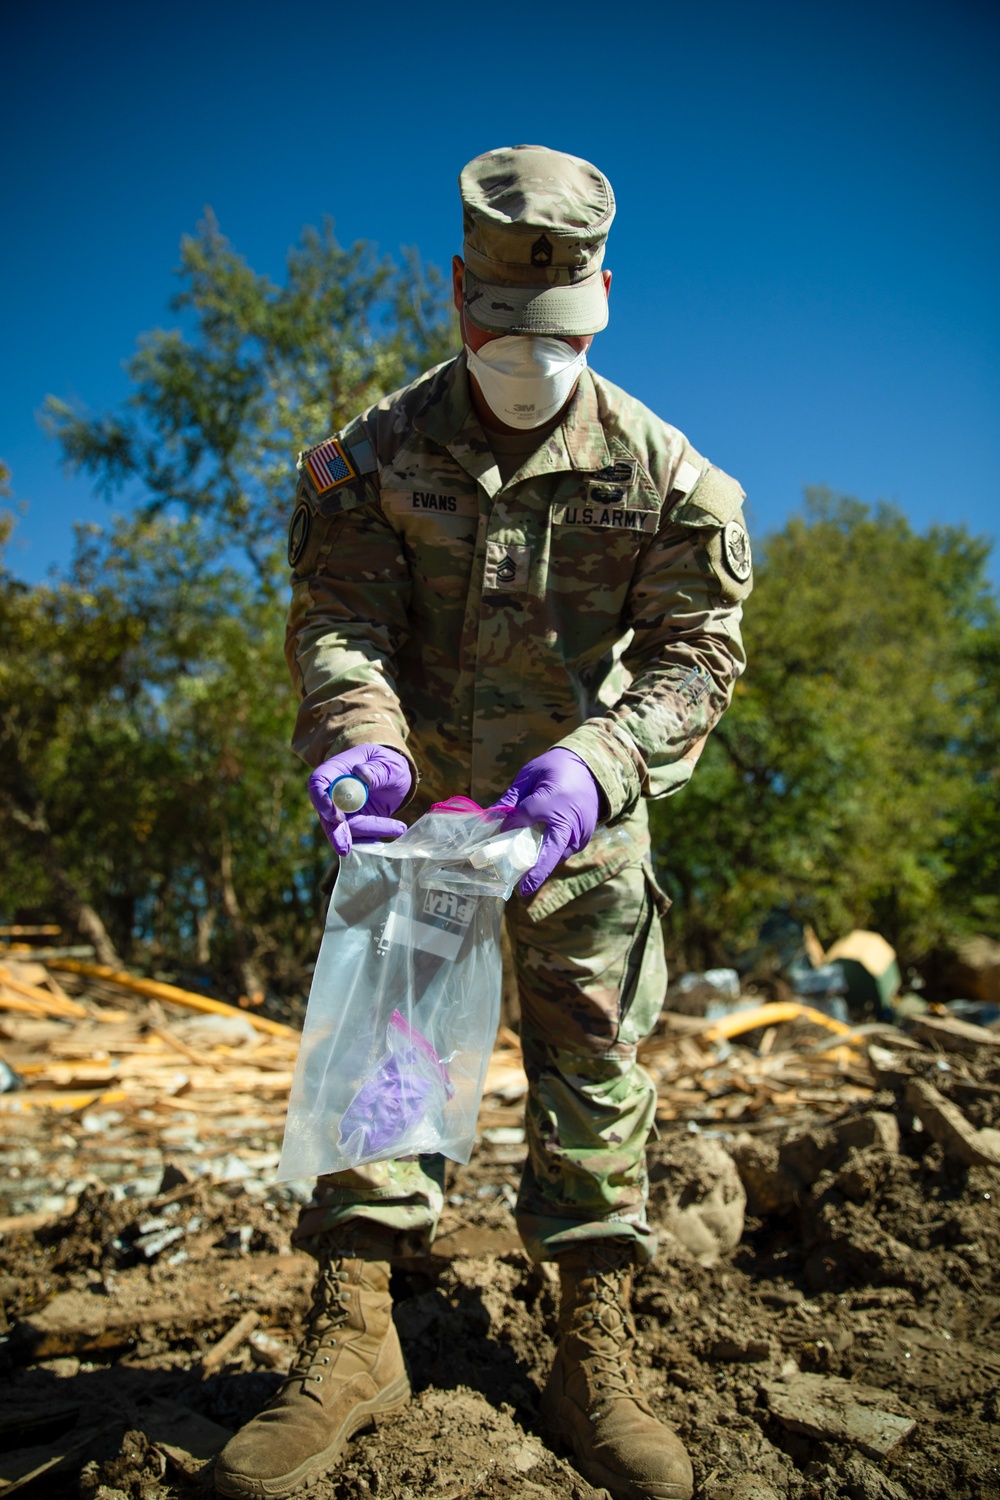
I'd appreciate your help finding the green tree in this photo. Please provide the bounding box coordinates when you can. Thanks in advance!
[45,212,455,585]
[0,511,326,996]
[652,489,999,970]
[2,219,456,996]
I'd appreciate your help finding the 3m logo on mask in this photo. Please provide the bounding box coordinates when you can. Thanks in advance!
[484,541,531,592]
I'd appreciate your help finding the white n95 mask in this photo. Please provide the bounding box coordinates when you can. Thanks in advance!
[466,335,587,429]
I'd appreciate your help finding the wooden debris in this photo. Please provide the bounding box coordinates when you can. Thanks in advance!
[141,1397,233,1472]
[904,1076,1000,1168]
[763,1372,916,1458]
[0,967,88,1019]
[46,959,299,1038]
[0,1199,80,1236]
[199,1309,260,1376]
[909,1011,1000,1057]
[703,1001,853,1042]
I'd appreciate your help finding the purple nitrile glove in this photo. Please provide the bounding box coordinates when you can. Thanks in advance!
[308,744,411,857]
[488,747,600,897]
[338,1050,435,1158]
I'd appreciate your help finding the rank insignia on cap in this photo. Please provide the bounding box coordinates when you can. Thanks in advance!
[530,234,553,267]
[722,520,752,582]
[304,437,356,495]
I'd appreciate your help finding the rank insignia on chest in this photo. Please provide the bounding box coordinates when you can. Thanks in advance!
[303,437,356,495]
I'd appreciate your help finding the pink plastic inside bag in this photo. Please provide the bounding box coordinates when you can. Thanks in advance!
[429,796,486,815]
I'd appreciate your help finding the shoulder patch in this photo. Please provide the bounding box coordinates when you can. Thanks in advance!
[722,519,752,582]
[301,437,357,495]
[670,465,746,529]
[287,502,311,569]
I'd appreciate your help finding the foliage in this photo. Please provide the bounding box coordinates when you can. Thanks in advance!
[4,219,996,997]
[1,217,456,996]
[0,514,326,994]
[43,213,456,586]
[652,489,1000,966]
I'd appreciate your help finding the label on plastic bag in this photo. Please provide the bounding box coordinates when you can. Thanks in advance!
[381,888,476,960]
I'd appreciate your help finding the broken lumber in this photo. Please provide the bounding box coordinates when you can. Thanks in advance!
[46,959,298,1038]
[703,1002,853,1042]
[0,970,88,1019]
[200,1310,260,1377]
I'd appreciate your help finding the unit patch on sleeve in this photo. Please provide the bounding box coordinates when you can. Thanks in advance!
[287,502,311,568]
[722,520,753,582]
[304,437,357,495]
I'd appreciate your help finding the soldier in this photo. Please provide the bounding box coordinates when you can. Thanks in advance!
[216,144,752,1500]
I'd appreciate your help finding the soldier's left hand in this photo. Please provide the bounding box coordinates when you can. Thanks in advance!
[489,748,600,896]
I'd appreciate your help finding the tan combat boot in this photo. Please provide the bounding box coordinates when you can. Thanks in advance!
[215,1239,410,1498]
[541,1243,694,1500]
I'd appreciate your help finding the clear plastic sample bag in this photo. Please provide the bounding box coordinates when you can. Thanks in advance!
[277,800,541,1182]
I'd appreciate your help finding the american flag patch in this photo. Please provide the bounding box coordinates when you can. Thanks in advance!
[304,437,356,495]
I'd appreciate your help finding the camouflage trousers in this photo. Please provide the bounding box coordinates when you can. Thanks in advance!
[293,860,668,1264]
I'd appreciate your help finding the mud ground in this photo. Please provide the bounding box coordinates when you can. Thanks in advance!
[3,1075,1000,1500]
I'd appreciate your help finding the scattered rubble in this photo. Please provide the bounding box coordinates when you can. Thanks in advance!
[2,946,1000,1496]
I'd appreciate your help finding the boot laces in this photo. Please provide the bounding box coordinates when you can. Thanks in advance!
[573,1268,647,1416]
[285,1259,353,1390]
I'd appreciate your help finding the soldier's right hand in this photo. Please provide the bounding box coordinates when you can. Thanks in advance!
[308,745,411,857]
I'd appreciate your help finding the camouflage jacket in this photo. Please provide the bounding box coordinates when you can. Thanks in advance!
[285,353,751,918]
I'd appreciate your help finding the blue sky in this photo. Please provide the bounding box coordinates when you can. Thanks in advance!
[2,0,997,582]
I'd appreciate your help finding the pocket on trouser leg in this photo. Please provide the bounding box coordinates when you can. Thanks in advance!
[617,864,669,1049]
[516,1040,658,1262]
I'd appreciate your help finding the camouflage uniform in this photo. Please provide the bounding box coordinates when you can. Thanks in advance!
[286,352,751,1263]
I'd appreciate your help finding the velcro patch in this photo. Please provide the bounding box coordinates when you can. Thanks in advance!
[303,437,356,495]
[382,489,479,518]
[552,502,659,534]
[671,458,702,496]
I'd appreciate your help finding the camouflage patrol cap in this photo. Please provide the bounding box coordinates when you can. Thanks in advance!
[459,144,615,337]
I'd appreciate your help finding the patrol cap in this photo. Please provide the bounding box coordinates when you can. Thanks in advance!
[459,144,615,337]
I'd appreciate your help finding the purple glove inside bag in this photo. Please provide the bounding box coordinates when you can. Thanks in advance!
[337,1009,454,1165]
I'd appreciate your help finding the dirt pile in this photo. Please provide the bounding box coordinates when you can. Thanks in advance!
[2,959,1000,1496]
